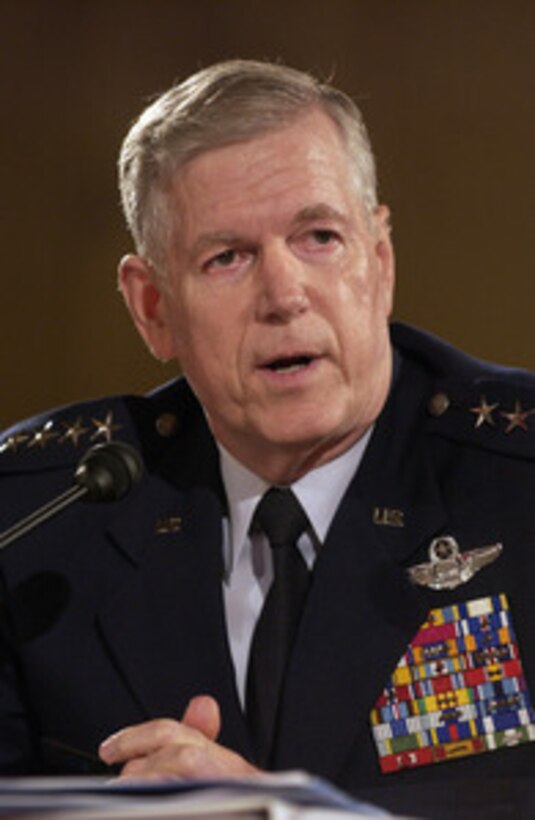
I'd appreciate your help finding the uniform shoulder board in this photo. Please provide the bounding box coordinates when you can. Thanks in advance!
[426,375,535,460]
[0,378,191,474]
[0,397,138,473]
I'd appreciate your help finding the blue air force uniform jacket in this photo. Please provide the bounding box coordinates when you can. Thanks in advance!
[0,323,533,813]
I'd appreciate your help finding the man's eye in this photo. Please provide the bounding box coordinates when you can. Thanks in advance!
[211,249,236,267]
[203,247,254,276]
[311,229,338,245]
[203,249,247,274]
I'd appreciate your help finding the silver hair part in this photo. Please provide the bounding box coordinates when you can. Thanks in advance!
[118,59,378,274]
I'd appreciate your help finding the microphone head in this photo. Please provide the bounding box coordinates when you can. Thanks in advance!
[74,442,143,502]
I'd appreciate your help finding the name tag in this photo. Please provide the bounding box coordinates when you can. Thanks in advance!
[370,595,535,773]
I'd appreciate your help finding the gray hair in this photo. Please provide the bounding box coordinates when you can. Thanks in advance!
[118,59,378,273]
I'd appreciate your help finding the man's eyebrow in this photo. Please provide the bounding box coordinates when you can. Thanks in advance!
[190,231,242,259]
[188,205,348,259]
[292,204,350,226]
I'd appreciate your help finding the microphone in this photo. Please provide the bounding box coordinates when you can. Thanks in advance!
[74,441,143,502]
[0,442,143,551]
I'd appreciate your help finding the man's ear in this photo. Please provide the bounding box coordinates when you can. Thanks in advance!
[372,205,396,317]
[118,254,176,361]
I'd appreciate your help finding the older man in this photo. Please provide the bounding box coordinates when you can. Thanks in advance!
[0,61,533,809]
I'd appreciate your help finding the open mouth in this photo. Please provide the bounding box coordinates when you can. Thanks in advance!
[262,355,315,374]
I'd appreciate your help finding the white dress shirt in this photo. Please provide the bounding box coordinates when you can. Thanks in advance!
[219,429,373,705]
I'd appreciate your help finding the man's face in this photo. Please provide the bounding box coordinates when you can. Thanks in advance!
[123,108,395,482]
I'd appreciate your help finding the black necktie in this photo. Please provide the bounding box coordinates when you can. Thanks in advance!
[245,487,311,767]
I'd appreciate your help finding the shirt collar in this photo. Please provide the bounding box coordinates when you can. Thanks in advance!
[219,447,269,577]
[219,427,373,578]
[291,426,373,542]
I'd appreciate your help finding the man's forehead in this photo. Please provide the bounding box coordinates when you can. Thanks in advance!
[173,108,348,188]
[166,112,360,249]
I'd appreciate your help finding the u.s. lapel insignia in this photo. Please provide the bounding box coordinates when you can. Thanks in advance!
[408,536,502,591]
[373,507,405,528]
[370,594,535,774]
[155,516,182,535]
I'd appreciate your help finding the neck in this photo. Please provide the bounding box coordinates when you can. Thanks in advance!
[247,427,373,485]
[216,391,388,485]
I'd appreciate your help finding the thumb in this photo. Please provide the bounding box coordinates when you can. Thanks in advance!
[181,695,221,741]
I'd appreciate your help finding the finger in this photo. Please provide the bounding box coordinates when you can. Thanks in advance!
[118,755,178,781]
[118,746,209,779]
[181,695,221,741]
[99,718,204,765]
[118,743,259,780]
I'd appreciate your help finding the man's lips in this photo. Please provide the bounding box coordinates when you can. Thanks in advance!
[257,352,320,375]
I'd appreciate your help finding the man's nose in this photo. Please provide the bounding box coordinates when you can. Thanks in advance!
[255,246,310,323]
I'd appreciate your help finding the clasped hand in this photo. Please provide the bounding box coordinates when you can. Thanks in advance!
[99,695,259,780]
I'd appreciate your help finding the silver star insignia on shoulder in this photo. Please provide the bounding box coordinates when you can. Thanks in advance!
[27,421,58,449]
[501,401,534,433]
[469,395,499,428]
[0,432,30,453]
[90,411,122,443]
[59,417,90,447]
[408,535,503,590]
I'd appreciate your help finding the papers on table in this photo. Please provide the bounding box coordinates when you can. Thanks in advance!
[0,770,392,818]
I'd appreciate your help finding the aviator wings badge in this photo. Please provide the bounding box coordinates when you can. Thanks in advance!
[408,536,502,591]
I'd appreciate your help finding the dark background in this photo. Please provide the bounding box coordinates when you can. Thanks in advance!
[1,0,533,429]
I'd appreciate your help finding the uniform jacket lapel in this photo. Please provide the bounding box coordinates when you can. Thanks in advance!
[95,412,252,758]
[274,357,451,779]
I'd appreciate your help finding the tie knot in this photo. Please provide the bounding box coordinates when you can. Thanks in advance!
[253,487,308,549]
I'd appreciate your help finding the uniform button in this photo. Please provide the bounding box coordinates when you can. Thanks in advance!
[428,392,450,417]
[155,412,179,437]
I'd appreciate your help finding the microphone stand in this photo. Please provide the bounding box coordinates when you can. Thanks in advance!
[0,484,88,551]
[0,441,143,552]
